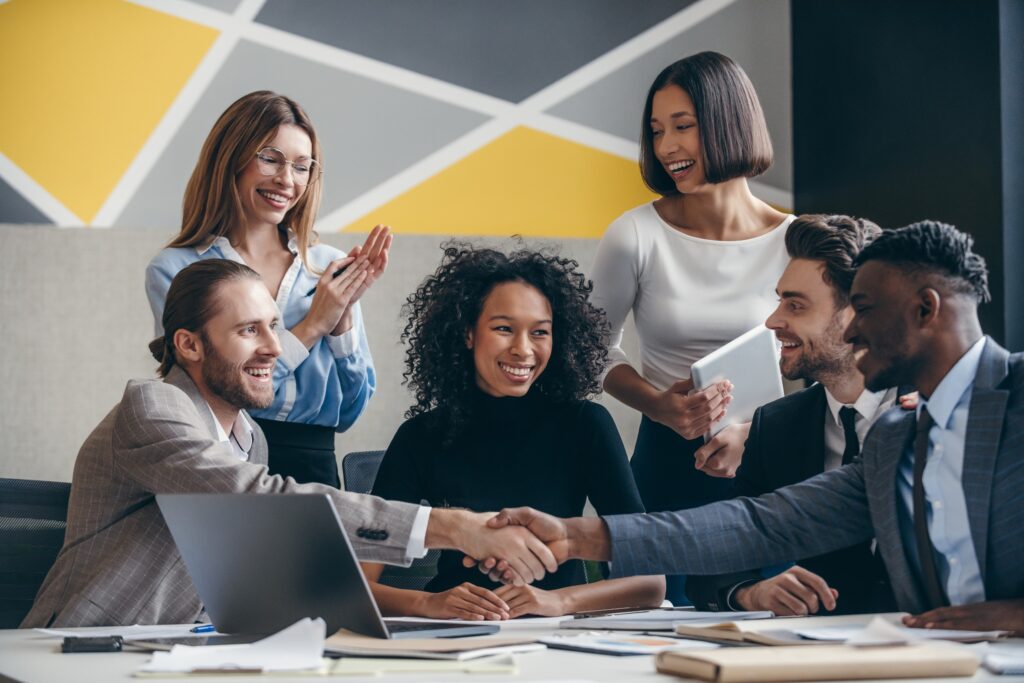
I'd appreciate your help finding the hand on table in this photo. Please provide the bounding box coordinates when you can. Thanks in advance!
[493,584,567,618]
[733,566,838,616]
[903,599,1024,635]
[694,422,750,478]
[419,582,509,621]
[649,379,732,440]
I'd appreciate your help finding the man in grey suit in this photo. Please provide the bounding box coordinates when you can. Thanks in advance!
[481,221,1023,632]
[23,259,556,628]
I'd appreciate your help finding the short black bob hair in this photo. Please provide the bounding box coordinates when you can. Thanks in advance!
[400,242,609,438]
[854,220,991,304]
[640,51,773,196]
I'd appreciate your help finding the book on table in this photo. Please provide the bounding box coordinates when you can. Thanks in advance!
[655,643,979,682]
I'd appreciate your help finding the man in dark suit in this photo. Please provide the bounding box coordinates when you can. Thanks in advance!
[686,214,898,616]
[483,221,1024,633]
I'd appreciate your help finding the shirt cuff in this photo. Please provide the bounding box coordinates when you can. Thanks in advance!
[327,328,359,358]
[277,328,310,370]
[405,505,431,560]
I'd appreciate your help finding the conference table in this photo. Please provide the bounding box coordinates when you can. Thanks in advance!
[0,613,1020,682]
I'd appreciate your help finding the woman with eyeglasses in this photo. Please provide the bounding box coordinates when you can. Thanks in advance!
[145,90,389,488]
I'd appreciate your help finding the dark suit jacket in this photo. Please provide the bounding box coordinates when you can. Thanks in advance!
[606,338,1023,614]
[686,384,894,614]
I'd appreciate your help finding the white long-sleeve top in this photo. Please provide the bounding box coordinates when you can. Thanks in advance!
[590,202,794,391]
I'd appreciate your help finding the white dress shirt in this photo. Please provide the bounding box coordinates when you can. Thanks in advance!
[898,337,987,605]
[823,386,898,471]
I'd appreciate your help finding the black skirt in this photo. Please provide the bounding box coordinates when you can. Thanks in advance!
[253,418,340,488]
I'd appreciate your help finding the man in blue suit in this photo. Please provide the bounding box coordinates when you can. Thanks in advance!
[485,221,1023,631]
[686,214,898,616]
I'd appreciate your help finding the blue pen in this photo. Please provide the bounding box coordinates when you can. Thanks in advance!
[190,624,216,634]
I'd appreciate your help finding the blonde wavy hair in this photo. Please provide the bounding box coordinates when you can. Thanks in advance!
[170,90,323,270]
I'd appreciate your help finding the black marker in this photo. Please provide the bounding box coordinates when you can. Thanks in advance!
[305,264,349,297]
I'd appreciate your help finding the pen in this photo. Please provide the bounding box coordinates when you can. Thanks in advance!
[190,624,216,634]
[305,264,349,297]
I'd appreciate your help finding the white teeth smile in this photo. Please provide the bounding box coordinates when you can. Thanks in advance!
[257,189,289,203]
[499,362,532,377]
[780,341,801,348]
[245,368,271,377]
[668,160,695,172]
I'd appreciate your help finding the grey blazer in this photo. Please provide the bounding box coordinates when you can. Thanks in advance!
[606,338,1024,613]
[22,366,421,628]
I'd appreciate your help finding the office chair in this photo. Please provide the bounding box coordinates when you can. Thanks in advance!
[341,451,440,591]
[0,478,71,628]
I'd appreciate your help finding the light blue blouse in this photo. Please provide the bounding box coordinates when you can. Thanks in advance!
[145,232,375,432]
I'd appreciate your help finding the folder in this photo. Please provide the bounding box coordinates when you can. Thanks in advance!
[655,643,979,682]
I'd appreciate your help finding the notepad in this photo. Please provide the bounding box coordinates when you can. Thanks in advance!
[324,631,544,660]
[655,643,979,682]
[560,609,773,632]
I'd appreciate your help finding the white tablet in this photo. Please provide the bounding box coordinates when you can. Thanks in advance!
[690,324,784,438]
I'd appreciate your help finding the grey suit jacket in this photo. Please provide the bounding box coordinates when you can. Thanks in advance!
[22,366,421,628]
[606,338,1024,613]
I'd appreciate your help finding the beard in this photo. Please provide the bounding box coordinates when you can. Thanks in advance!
[199,333,274,411]
[781,313,856,383]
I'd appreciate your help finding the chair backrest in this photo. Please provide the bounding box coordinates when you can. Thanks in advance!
[0,478,72,628]
[340,450,440,592]
[340,450,385,495]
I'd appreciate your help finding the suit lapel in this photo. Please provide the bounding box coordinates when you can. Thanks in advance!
[867,409,926,611]
[805,384,828,477]
[961,338,1010,579]
[164,366,219,439]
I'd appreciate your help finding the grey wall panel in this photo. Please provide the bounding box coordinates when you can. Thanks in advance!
[116,39,488,232]
[0,226,641,483]
[255,0,694,103]
[548,0,792,193]
[0,177,49,224]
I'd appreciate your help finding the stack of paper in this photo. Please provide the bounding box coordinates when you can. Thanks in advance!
[673,615,1008,646]
[325,631,544,660]
[137,618,325,675]
[560,609,773,631]
[540,631,719,656]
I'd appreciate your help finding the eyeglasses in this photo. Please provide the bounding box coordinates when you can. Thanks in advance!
[253,147,321,186]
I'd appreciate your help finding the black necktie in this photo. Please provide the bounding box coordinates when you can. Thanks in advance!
[913,408,948,609]
[838,406,860,465]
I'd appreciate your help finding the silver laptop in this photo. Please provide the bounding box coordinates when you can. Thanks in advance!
[156,493,498,639]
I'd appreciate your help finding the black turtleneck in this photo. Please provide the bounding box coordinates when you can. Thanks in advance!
[371,388,644,592]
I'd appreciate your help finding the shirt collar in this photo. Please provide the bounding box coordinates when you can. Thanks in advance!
[824,384,894,427]
[918,336,987,429]
[195,227,299,257]
[209,406,255,455]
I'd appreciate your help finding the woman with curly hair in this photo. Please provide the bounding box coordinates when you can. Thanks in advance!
[360,244,665,620]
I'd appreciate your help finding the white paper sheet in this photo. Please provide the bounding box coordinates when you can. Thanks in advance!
[795,616,1007,645]
[139,618,325,674]
[386,615,569,628]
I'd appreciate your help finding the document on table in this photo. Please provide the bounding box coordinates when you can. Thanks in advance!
[976,643,1024,675]
[137,617,324,675]
[37,624,202,640]
[386,615,569,628]
[540,631,719,656]
[795,616,1008,644]
[561,609,773,631]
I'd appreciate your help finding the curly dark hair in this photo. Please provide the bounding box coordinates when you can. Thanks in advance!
[401,242,610,438]
[854,220,991,303]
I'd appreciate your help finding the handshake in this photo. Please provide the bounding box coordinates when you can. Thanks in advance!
[427,507,612,585]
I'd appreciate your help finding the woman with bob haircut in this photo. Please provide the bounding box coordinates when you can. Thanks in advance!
[145,90,390,488]
[361,244,664,620]
[590,52,794,603]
